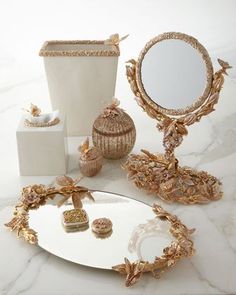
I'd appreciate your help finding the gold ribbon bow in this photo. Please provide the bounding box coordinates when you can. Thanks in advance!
[104,33,129,46]
[56,175,95,208]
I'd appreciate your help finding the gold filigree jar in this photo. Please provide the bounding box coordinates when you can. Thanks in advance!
[79,137,103,177]
[92,99,136,159]
[79,156,103,177]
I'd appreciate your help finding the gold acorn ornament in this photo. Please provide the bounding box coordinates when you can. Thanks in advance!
[92,98,136,159]
[78,137,103,177]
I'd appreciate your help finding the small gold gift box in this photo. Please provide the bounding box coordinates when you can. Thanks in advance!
[62,208,89,232]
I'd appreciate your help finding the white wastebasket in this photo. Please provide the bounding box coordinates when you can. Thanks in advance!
[39,39,119,136]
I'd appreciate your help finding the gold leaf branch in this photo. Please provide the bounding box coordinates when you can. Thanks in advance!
[5,176,93,244]
[112,204,195,287]
[122,149,222,204]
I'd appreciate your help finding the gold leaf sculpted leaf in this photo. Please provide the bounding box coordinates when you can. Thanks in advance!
[56,175,74,186]
[112,204,195,287]
[5,176,92,244]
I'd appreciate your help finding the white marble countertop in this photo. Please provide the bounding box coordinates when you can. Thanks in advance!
[1,1,236,294]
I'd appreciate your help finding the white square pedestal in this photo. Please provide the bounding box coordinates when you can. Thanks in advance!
[16,115,68,176]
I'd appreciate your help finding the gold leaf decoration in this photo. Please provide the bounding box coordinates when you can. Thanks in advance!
[112,204,195,287]
[78,137,102,161]
[104,33,129,46]
[122,150,222,204]
[56,175,75,186]
[101,98,123,118]
[113,258,146,287]
[24,103,41,117]
[78,137,90,154]
[217,58,232,71]
[5,176,93,244]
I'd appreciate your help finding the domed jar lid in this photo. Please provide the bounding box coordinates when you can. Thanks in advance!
[93,99,135,136]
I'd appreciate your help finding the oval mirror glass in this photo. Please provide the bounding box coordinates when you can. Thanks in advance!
[28,191,173,270]
[137,33,213,115]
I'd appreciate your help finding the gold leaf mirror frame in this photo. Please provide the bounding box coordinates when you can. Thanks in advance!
[124,32,232,204]
[5,176,195,287]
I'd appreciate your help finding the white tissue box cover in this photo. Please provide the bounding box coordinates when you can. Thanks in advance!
[16,115,68,176]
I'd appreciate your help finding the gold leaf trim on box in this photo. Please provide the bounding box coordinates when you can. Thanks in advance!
[39,40,120,57]
[24,117,60,128]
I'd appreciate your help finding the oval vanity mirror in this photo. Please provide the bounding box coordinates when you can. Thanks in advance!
[139,36,212,113]
[124,32,231,205]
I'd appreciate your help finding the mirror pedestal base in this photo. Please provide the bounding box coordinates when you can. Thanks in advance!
[123,150,222,205]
